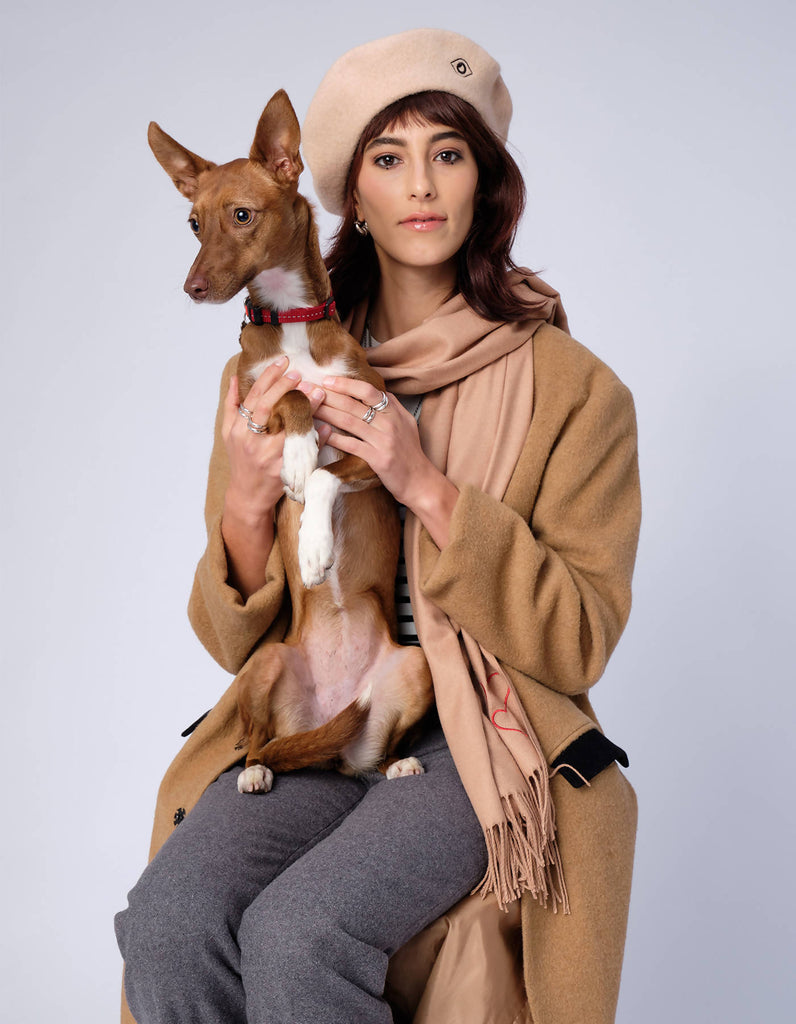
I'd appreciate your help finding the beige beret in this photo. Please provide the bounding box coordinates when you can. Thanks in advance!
[302,29,512,215]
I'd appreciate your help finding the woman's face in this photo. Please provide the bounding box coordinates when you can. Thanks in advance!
[353,118,479,278]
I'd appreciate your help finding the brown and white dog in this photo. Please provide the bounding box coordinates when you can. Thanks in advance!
[148,90,433,794]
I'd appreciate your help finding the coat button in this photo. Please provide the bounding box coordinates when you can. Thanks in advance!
[173,807,186,826]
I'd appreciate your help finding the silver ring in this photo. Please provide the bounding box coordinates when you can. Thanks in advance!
[238,403,253,421]
[246,418,269,434]
[362,390,389,424]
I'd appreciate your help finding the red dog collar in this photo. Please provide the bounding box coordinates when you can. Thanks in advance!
[244,296,336,326]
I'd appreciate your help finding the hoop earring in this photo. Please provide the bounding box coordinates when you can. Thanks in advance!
[354,219,369,237]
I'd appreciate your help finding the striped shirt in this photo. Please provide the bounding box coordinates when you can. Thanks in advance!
[395,504,420,646]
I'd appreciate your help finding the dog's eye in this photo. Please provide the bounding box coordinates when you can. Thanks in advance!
[235,209,252,224]
[188,218,200,234]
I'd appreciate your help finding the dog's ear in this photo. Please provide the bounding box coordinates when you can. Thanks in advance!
[148,123,216,200]
[250,89,303,190]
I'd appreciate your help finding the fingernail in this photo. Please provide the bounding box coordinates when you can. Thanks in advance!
[312,388,325,401]
[275,355,288,366]
[286,371,301,381]
[322,376,335,386]
[296,380,313,393]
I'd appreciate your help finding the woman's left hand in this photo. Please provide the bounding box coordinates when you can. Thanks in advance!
[312,376,459,548]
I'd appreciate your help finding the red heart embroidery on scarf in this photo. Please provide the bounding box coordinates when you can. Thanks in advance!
[482,673,528,736]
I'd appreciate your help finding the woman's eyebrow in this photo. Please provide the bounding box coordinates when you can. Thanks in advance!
[429,131,466,144]
[365,130,466,151]
[365,135,406,150]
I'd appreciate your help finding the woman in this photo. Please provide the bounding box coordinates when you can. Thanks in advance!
[116,29,640,1024]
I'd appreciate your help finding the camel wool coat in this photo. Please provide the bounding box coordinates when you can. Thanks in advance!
[122,322,641,1024]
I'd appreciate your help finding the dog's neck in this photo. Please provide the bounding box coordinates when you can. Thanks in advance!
[247,195,332,312]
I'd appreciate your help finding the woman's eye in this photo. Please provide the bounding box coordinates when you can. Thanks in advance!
[188,217,200,234]
[234,209,252,224]
[436,150,461,164]
[374,154,399,169]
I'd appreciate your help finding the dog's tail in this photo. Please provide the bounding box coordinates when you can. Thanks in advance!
[257,685,372,773]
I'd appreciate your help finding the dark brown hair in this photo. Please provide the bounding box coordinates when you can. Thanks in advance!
[325,90,537,323]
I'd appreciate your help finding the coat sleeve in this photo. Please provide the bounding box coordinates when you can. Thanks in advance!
[417,344,641,696]
[187,355,287,674]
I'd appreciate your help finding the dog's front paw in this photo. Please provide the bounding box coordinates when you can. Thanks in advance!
[297,470,339,587]
[237,764,274,794]
[298,521,335,587]
[386,757,424,779]
[281,430,319,502]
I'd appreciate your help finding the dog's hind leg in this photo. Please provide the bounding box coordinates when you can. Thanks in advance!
[376,646,436,779]
[235,643,310,794]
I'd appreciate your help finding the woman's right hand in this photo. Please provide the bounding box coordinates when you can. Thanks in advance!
[222,357,297,520]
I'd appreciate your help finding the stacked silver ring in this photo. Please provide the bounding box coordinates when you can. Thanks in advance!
[239,402,269,434]
[362,391,389,424]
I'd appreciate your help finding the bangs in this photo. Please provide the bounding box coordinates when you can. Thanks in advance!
[358,92,484,146]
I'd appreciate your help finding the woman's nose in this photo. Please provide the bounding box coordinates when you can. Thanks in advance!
[409,165,436,200]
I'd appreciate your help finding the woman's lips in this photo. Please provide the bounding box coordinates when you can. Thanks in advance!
[400,215,446,232]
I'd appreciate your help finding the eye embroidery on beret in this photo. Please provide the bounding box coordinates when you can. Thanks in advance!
[450,58,473,77]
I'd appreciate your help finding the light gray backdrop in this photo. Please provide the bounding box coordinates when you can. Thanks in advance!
[2,1,794,1021]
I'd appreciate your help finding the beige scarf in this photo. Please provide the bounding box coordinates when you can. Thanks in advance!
[344,271,571,912]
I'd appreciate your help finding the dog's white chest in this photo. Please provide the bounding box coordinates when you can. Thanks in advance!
[248,324,350,386]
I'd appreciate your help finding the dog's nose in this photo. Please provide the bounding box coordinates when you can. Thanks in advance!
[185,274,209,301]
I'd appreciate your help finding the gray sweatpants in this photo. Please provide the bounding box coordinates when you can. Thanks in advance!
[115,725,487,1023]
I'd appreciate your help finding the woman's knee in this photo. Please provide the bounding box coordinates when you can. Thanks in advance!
[116,853,238,981]
[239,887,389,1021]
[239,885,368,977]
[116,859,251,1023]
[239,889,319,973]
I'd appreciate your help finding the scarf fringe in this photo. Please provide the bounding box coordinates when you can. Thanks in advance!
[471,773,570,915]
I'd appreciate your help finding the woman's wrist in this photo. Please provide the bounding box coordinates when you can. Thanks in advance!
[221,493,277,600]
[404,462,459,550]
[222,485,278,531]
